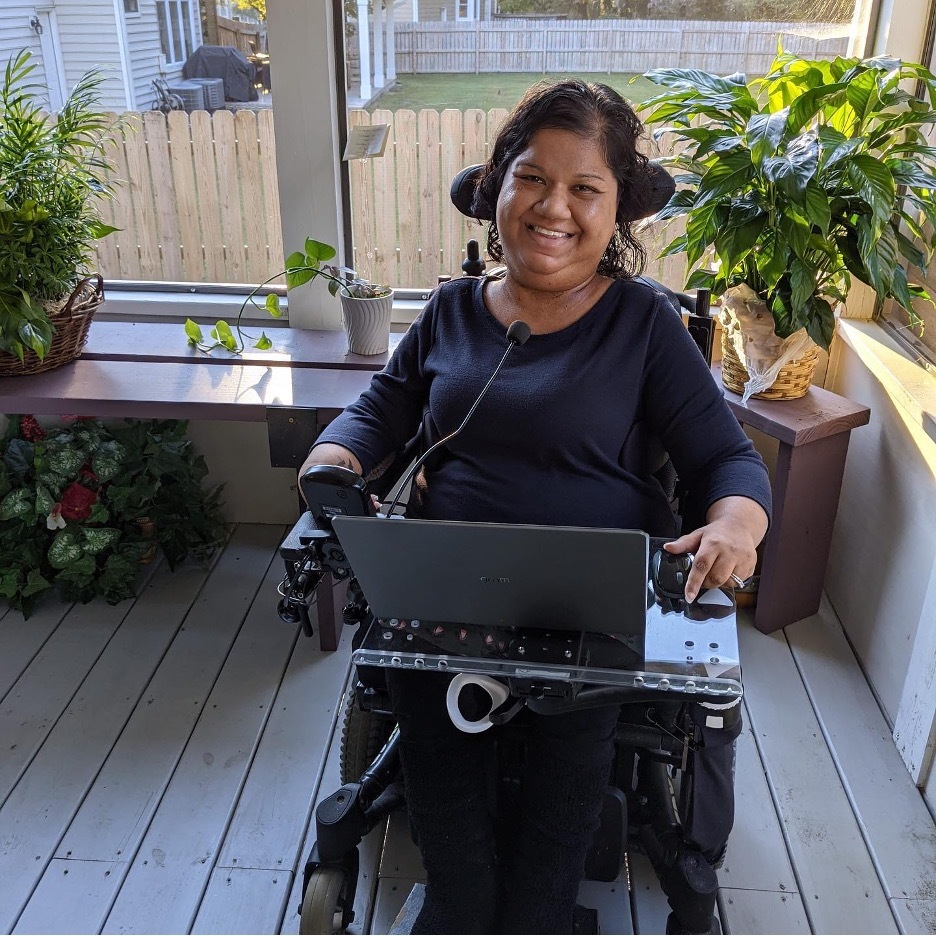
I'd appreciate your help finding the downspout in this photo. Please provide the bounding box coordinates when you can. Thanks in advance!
[112,0,135,109]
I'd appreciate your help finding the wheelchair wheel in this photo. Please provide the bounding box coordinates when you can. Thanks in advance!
[299,867,347,934]
[340,688,393,784]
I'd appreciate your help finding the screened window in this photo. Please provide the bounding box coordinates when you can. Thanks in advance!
[880,1,936,363]
[341,0,872,295]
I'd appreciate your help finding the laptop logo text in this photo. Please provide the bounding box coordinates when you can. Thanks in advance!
[480,576,511,584]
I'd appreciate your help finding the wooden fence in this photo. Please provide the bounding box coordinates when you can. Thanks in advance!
[94,109,283,286]
[91,107,685,292]
[392,19,850,76]
[217,14,263,55]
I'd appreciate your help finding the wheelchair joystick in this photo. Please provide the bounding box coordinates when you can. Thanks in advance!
[462,238,485,276]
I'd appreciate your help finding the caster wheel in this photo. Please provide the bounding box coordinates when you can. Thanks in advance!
[299,867,348,935]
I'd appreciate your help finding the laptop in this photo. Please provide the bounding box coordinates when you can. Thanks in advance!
[330,515,649,635]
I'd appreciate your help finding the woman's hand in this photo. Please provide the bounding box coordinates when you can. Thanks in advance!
[663,496,768,603]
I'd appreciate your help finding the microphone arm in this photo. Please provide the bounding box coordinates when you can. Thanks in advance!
[383,320,531,519]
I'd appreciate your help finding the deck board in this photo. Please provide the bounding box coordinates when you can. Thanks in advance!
[0,602,70,701]
[101,545,298,934]
[1,525,933,935]
[0,556,216,934]
[738,619,900,934]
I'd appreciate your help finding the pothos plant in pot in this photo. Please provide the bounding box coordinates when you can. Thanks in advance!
[184,238,394,356]
[0,49,120,375]
[637,50,936,401]
[0,416,228,618]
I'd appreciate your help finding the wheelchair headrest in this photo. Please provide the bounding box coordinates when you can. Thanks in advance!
[450,160,675,223]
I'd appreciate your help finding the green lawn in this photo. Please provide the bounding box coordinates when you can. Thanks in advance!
[366,72,661,113]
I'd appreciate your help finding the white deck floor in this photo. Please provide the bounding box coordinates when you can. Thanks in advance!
[1,523,934,935]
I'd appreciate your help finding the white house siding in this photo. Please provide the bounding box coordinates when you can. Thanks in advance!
[0,6,50,98]
[45,0,126,108]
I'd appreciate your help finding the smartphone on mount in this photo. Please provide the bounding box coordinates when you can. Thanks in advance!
[299,464,377,532]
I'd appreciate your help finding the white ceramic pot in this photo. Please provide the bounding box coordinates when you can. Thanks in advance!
[340,291,394,355]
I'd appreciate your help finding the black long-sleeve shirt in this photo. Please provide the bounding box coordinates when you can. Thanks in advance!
[316,276,771,536]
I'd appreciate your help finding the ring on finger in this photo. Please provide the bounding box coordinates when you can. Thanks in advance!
[729,572,749,588]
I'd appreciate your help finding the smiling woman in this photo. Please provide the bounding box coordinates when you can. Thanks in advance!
[304,77,771,934]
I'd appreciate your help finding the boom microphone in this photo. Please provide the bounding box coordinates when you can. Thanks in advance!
[383,320,531,518]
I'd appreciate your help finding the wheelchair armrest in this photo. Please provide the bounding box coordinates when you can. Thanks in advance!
[279,510,330,562]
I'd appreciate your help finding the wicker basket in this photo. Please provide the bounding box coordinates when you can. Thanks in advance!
[721,328,820,400]
[0,274,104,377]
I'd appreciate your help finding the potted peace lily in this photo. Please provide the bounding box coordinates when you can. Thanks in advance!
[185,239,394,356]
[637,51,936,401]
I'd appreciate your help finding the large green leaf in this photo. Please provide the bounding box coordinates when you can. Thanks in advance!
[778,210,812,260]
[889,263,915,311]
[754,227,789,292]
[0,487,32,520]
[651,189,695,223]
[789,258,818,313]
[47,529,84,569]
[715,212,767,275]
[802,180,832,235]
[895,229,928,271]
[887,159,936,191]
[844,68,881,124]
[746,111,788,165]
[762,133,819,202]
[847,155,896,229]
[804,295,836,350]
[684,200,721,268]
[786,82,847,134]
[82,526,121,555]
[694,151,755,208]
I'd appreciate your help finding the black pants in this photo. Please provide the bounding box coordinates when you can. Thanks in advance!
[388,669,620,935]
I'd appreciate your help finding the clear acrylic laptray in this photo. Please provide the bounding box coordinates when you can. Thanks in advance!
[352,585,742,700]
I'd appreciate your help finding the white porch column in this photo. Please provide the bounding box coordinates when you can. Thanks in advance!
[386,3,397,82]
[357,0,372,101]
[374,1,386,89]
[265,0,344,329]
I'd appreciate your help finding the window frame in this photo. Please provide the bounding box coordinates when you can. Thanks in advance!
[156,0,199,67]
[875,0,936,366]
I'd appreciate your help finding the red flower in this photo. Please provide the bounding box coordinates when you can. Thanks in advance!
[59,482,98,521]
[19,415,46,442]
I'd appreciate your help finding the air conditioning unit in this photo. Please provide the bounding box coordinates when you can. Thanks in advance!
[188,77,225,112]
[165,80,207,113]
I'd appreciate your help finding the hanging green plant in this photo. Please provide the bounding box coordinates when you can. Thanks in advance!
[0,416,228,617]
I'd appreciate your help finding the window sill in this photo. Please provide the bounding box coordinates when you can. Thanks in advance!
[98,287,425,328]
[835,320,936,446]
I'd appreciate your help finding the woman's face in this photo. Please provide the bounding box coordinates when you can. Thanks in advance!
[495,127,618,292]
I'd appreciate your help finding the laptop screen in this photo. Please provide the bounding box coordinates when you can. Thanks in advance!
[330,516,649,635]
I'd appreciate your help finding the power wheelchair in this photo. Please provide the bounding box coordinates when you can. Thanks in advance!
[276,163,742,935]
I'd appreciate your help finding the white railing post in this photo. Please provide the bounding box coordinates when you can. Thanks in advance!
[357,0,372,101]
[386,4,397,82]
[374,1,386,89]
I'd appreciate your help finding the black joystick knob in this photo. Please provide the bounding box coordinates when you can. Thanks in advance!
[462,238,485,277]
[651,549,694,601]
